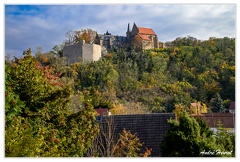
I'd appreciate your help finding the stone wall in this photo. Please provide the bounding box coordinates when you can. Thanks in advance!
[63,44,83,64]
[63,43,101,64]
[82,44,101,62]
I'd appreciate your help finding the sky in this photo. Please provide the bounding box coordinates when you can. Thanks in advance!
[1,1,240,161]
[4,3,236,58]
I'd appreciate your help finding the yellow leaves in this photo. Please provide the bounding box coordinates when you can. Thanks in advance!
[114,128,144,157]
[111,104,125,114]
[204,81,222,94]
[150,51,157,57]
[173,104,185,120]
[190,101,208,115]
[201,103,208,114]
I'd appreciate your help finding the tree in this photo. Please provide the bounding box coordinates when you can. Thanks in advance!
[114,128,151,157]
[160,111,223,157]
[86,117,151,157]
[65,30,76,45]
[5,51,99,157]
[64,29,97,45]
[215,121,235,156]
[173,104,185,120]
[74,28,97,44]
[5,61,45,157]
[5,52,70,156]
[50,44,64,57]
[210,93,224,112]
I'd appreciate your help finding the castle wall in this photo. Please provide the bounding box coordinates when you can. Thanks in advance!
[63,43,101,64]
[154,35,159,48]
[82,44,101,62]
[63,44,83,64]
[92,44,102,61]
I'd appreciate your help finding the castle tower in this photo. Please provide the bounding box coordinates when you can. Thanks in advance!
[126,23,131,39]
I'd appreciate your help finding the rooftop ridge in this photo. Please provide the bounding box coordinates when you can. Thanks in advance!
[110,113,175,116]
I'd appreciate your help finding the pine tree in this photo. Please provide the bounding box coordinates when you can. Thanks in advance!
[160,111,222,157]
[210,93,224,112]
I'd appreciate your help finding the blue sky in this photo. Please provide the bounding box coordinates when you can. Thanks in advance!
[4,4,236,58]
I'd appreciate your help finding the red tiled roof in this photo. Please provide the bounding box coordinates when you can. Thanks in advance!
[139,34,150,40]
[138,27,156,35]
[190,103,197,107]
[229,102,235,109]
[95,108,109,116]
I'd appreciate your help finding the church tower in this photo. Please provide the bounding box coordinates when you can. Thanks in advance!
[126,23,131,39]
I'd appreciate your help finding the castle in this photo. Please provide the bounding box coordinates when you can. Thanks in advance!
[96,22,159,52]
[63,23,159,64]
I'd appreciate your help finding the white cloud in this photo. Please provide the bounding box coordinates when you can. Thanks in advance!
[5,4,236,58]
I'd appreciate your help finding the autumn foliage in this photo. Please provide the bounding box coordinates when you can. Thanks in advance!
[5,52,99,157]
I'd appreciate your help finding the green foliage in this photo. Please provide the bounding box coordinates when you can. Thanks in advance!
[160,111,224,157]
[5,116,45,157]
[5,53,99,157]
[45,36,234,113]
[210,93,224,112]
[58,102,99,157]
[215,121,235,156]
[5,35,235,156]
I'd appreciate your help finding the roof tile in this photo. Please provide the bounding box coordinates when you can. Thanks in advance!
[138,27,156,35]
[139,34,150,40]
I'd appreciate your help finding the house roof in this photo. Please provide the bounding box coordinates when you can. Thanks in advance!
[99,113,175,157]
[190,103,197,107]
[191,113,235,128]
[95,108,109,116]
[229,102,235,109]
[138,27,156,35]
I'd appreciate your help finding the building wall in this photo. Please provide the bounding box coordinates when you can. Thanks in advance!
[97,23,158,51]
[63,44,83,64]
[99,113,175,157]
[154,35,159,48]
[82,44,101,62]
[131,23,139,36]
[92,44,102,61]
[63,43,101,64]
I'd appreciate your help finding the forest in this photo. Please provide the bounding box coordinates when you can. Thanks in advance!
[5,35,235,157]
[34,36,235,114]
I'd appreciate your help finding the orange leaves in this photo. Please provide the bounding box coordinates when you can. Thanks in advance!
[36,63,63,87]
[141,148,152,157]
[114,128,146,157]
[75,28,97,44]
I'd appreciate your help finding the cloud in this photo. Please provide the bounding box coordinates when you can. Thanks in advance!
[5,4,236,58]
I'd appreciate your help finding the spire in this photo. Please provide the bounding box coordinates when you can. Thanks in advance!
[133,22,137,28]
[105,30,111,35]
[127,23,130,32]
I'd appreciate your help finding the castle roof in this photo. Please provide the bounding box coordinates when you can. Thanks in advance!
[139,33,150,40]
[138,27,156,35]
